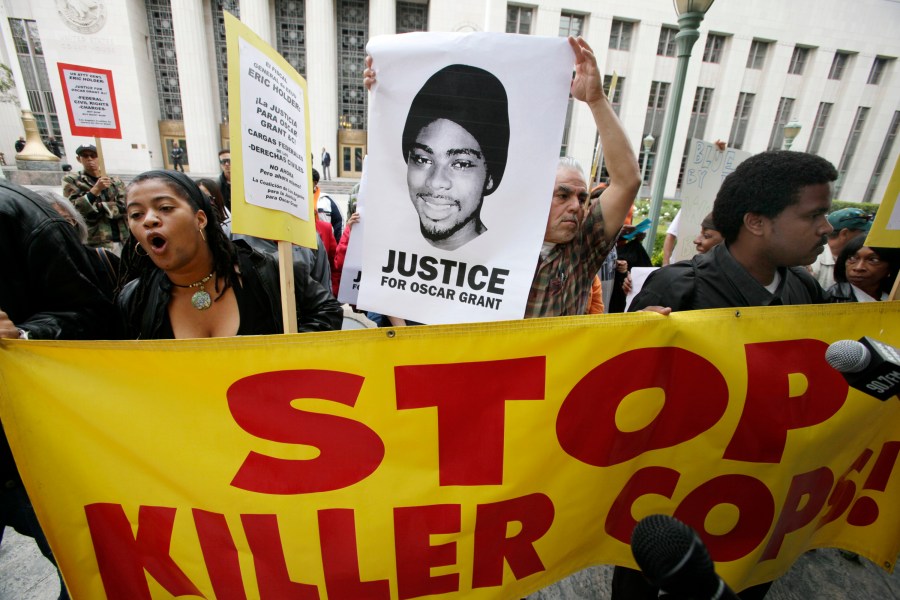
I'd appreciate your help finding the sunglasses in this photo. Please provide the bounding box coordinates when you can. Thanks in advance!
[219,158,231,165]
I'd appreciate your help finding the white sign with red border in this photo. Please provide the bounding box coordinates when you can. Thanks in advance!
[57,63,122,139]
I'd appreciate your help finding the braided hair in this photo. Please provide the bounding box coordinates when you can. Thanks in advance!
[118,170,236,303]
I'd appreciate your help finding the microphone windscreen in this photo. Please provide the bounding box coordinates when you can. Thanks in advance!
[631,514,716,595]
[825,340,870,373]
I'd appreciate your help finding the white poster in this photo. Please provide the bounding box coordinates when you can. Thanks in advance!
[671,139,751,263]
[59,67,118,132]
[338,158,369,305]
[238,38,308,219]
[358,32,572,325]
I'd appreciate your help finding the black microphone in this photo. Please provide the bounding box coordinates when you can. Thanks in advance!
[631,514,739,600]
[825,337,900,401]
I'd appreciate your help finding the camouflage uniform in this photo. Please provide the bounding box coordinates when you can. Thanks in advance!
[62,171,129,251]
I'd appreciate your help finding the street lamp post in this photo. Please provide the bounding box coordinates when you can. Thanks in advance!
[783,118,802,150]
[643,0,716,255]
[638,134,655,201]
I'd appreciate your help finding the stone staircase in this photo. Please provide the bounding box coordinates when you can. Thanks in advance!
[319,178,359,195]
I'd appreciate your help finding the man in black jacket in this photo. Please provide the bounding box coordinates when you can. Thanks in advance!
[0,180,115,599]
[630,151,836,313]
[621,150,838,600]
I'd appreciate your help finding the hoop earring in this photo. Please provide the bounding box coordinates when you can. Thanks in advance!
[134,241,148,257]
[200,227,207,242]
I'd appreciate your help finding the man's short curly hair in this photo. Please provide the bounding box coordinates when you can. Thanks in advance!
[712,151,837,244]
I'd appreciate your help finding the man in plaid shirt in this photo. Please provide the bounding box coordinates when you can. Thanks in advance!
[523,38,640,318]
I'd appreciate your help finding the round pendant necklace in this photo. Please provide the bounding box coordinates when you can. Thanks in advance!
[172,271,215,310]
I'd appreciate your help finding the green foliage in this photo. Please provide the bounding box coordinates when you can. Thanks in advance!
[830,199,881,216]
[650,232,666,266]
[633,198,682,232]
[0,64,19,105]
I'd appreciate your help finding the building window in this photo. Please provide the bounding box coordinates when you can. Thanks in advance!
[828,51,850,80]
[337,0,368,130]
[746,39,769,70]
[145,0,182,121]
[767,97,795,151]
[211,0,240,119]
[506,5,533,34]
[867,56,891,85]
[603,75,624,115]
[807,102,833,155]
[609,19,633,51]
[788,45,810,75]
[558,12,584,38]
[558,12,583,154]
[8,19,63,152]
[397,1,428,33]
[657,26,677,57]
[728,92,755,150]
[864,111,900,202]
[638,81,669,184]
[559,97,575,157]
[596,76,625,181]
[677,87,714,187]
[702,34,725,63]
[835,106,870,196]
[276,0,307,76]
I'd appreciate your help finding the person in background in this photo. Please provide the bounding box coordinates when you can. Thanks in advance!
[693,211,724,255]
[808,207,872,289]
[321,146,332,180]
[826,236,899,303]
[170,140,186,173]
[662,208,680,265]
[312,168,343,242]
[46,136,62,158]
[62,144,128,255]
[14,137,25,153]
[117,170,342,338]
[197,177,231,235]
[217,149,232,211]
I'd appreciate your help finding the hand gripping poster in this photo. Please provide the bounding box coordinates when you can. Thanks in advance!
[358,33,572,325]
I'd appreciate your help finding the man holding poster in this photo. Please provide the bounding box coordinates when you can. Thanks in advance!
[360,34,639,324]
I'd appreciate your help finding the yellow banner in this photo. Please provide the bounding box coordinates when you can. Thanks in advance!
[1,303,898,599]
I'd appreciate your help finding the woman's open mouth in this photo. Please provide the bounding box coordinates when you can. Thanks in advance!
[147,233,167,254]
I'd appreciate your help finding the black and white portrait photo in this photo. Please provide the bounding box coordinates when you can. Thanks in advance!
[402,64,509,251]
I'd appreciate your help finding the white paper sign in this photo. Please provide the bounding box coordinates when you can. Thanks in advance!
[239,39,308,219]
[358,32,572,325]
[338,159,369,305]
[625,267,658,312]
[671,139,751,263]
[60,69,117,130]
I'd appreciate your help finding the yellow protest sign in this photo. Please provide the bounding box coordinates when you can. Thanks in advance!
[866,152,900,248]
[0,303,898,599]
[225,11,316,248]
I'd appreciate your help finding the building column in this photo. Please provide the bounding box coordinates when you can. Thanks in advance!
[171,0,220,173]
[239,0,273,45]
[369,0,395,37]
[306,0,338,163]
